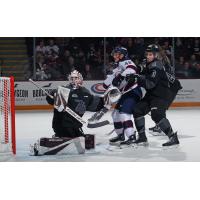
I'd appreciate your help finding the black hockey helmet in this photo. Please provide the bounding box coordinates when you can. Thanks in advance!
[146,44,159,53]
[145,44,160,61]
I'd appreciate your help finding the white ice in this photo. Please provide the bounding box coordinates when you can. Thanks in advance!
[1,108,200,161]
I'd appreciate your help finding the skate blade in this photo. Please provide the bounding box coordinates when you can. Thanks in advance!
[162,144,179,150]
[148,131,165,136]
[132,142,149,148]
[109,141,121,147]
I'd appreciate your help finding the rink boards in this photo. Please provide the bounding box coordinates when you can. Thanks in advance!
[14,79,200,110]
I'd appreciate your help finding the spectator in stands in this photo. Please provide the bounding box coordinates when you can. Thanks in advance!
[61,49,71,75]
[35,57,49,81]
[189,54,198,68]
[84,64,92,80]
[46,39,59,56]
[162,40,172,57]
[177,62,192,78]
[193,38,200,58]
[154,38,160,45]
[185,38,194,58]
[45,53,62,80]
[175,56,185,71]
[75,50,86,74]
[29,37,200,81]
[36,40,47,55]
[87,43,97,66]
[195,64,200,78]
[68,56,76,72]
[36,66,49,80]
[175,38,185,59]
[126,38,135,60]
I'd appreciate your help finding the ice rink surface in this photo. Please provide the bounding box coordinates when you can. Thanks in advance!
[2,108,200,162]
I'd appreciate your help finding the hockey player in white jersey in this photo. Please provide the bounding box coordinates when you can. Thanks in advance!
[103,47,142,145]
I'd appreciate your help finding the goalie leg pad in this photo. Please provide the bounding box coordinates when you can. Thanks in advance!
[30,137,85,156]
[85,134,95,150]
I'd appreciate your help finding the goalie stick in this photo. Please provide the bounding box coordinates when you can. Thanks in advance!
[29,79,86,125]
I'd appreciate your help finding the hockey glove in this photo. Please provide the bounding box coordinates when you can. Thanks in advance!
[137,59,147,73]
[126,74,140,85]
[112,74,124,87]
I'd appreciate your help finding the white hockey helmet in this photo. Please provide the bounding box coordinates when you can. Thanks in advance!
[68,70,83,88]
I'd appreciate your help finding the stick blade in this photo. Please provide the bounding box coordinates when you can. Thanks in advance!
[87,120,110,128]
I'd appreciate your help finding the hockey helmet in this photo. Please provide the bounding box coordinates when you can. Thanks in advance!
[146,44,159,53]
[111,46,128,61]
[68,70,83,88]
[145,44,159,61]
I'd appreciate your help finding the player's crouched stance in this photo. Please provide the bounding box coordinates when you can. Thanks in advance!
[30,70,104,156]
[128,45,180,147]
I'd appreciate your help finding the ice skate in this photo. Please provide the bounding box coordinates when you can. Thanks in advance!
[149,125,165,136]
[120,134,136,146]
[162,132,179,148]
[133,133,149,147]
[109,134,125,146]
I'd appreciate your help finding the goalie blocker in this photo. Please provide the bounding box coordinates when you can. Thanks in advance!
[30,134,95,156]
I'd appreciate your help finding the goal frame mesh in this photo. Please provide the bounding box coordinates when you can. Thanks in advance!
[0,76,16,155]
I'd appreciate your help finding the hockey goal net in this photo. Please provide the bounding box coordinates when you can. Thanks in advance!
[0,77,16,155]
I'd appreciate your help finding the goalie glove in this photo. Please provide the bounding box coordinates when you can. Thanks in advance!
[88,87,119,122]
[87,86,121,128]
[103,86,121,107]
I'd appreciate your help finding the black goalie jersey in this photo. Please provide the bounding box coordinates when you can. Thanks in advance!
[46,84,104,138]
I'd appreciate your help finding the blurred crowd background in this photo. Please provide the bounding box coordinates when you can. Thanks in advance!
[0,37,200,81]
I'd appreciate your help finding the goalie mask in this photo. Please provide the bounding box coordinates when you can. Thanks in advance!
[68,70,83,88]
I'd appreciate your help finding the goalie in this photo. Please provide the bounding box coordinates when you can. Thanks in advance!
[30,70,104,156]
[46,70,104,138]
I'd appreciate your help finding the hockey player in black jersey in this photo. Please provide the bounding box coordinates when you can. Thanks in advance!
[127,44,180,147]
[145,46,182,135]
[46,70,104,138]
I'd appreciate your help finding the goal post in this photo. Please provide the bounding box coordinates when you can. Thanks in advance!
[0,76,16,155]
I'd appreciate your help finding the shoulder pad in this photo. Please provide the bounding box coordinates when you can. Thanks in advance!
[80,87,91,94]
[149,60,163,70]
[119,59,135,69]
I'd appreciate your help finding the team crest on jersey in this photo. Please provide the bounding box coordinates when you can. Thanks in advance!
[91,83,106,95]
[124,60,132,65]
[75,100,86,115]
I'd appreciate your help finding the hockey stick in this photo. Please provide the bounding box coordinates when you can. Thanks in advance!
[29,79,54,98]
[29,79,86,125]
